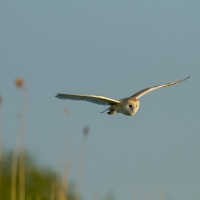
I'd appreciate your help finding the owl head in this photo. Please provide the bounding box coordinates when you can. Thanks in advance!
[123,98,140,115]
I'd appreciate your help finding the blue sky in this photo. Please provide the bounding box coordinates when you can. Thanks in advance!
[0,1,200,199]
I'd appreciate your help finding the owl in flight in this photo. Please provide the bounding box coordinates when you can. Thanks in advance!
[56,76,189,116]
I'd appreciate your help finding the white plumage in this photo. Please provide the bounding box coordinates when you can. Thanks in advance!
[56,76,189,116]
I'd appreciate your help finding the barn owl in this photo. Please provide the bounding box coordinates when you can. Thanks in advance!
[56,76,189,116]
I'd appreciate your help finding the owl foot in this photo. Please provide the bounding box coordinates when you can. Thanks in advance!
[107,110,115,115]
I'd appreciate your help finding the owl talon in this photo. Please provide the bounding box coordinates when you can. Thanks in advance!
[107,110,114,115]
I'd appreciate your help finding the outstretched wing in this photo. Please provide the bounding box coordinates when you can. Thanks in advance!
[55,94,119,105]
[130,76,190,99]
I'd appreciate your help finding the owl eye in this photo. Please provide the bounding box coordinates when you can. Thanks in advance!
[136,105,138,107]
[129,105,132,108]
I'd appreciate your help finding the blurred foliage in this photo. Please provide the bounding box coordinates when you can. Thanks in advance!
[0,150,76,200]
[104,191,115,200]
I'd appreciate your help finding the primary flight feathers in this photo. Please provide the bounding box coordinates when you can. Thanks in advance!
[56,76,190,116]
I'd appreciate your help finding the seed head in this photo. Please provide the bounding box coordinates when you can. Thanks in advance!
[64,108,70,115]
[83,126,89,136]
[15,77,24,88]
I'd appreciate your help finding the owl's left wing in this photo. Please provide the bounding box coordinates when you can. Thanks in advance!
[56,94,119,105]
[130,76,190,99]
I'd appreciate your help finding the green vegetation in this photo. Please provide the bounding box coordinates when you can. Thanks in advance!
[0,150,75,200]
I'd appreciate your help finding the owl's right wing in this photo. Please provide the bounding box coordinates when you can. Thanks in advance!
[130,76,190,99]
[55,94,120,106]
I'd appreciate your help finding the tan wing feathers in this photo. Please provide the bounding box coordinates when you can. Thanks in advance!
[55,94,119,105]
[131,76,190,99]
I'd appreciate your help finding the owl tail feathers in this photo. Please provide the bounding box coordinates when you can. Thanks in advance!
[101,107,115,115]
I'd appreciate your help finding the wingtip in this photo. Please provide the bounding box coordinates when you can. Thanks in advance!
[55,93,60,98]
[183,76,190,81]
